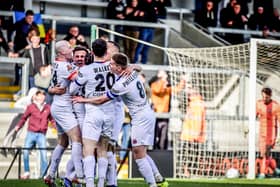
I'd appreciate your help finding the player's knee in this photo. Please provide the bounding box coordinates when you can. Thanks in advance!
[99,135,110,149]
[83,144,96,157]
[58,135,69,148]
[107,139,117,153]
[132,146,146,159]
[68,127,82,143]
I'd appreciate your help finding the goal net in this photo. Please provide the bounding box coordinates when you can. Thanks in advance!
[166,39,280,179]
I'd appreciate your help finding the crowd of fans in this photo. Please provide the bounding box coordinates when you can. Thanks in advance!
[195,0,280,44]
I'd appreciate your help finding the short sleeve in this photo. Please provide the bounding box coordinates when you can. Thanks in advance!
[75,66,87,86]
[107,81,128,99]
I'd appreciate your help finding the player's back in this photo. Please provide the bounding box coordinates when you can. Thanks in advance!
[113,71,152,117]
[78,61,116,107]
[51,61,76,107]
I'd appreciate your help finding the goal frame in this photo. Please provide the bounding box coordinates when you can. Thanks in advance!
[248,38,280,179]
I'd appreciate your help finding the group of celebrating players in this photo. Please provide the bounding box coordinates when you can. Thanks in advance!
[43,38,168,187]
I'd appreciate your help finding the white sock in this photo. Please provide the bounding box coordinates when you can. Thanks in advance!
[97,157,108,187]
[66,158,75,180]
[146,155,163,181]
[72,142,84,178]
[49,144,65,177]
[106,151,117,186]
[135,157,156,185]
[83,156,95,187]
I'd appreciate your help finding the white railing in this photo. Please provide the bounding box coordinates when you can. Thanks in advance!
[0,57,29,96]
[208,27,280,38]
[0,10,170,64]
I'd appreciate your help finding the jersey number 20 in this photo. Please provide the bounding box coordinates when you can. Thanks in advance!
[95,73,115,91]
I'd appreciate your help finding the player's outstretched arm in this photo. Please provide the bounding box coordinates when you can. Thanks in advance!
[72,95,110,105]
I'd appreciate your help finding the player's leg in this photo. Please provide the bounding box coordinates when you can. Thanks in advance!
[97,136,110,187]
[66,125,84,179]
[106,104,124,187]
[106,149,117,187]
[82,108,104,187]
[132,145,157,187]
[44,133,69,184]
[132,111,168,187]
[83,138,98,187]
[258,144,267,178]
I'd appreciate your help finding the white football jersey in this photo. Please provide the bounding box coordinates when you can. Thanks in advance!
[50,60,77,107]
[107,71,151,117]
[70,61,116,102]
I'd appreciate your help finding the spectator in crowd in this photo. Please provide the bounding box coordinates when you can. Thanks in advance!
[64,34,77,49]
[34,65,52,104]
[44,29,56,49]
[64,25,79,40]
[248,6,267,31]
[154,0,172,19]
[15,90,54,179]
[238,0,251,16]
[0,0,24,31]
[64,25,89,49]
[195,0,217,28]
[123,0,144,63]
[7,10,38,86]
[133,0,157,64]
[150,70,171,149]
[180,81,206,144]
[256,87,280,179]
[269,8,280,32]
[7,10,38,54]
[219,0,236,28]
[225,3,248,44]
[1,88,39,157]
[107,0,126,20]
[107,0,126,43]
[0,17,13,56]
[253,0,273,18]
[22,31,50,89]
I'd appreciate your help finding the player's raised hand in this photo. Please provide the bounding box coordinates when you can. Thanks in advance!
[121,65,134,77]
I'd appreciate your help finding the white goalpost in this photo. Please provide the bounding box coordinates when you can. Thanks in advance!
[166,38,280,179]
[91,26,280,179]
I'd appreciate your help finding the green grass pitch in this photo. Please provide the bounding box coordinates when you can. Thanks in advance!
[0,178,280,187]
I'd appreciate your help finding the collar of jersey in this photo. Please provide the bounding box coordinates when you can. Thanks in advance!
[94,61,106,63]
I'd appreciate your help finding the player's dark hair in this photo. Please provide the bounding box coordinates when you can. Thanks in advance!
[25,10,34,16]
[92,39,107,57]
[112,53,128,69]
[262,87,272,96]
[73,45,89,55]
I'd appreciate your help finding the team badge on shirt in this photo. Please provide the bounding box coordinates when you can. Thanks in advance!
[78,71,83,78]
